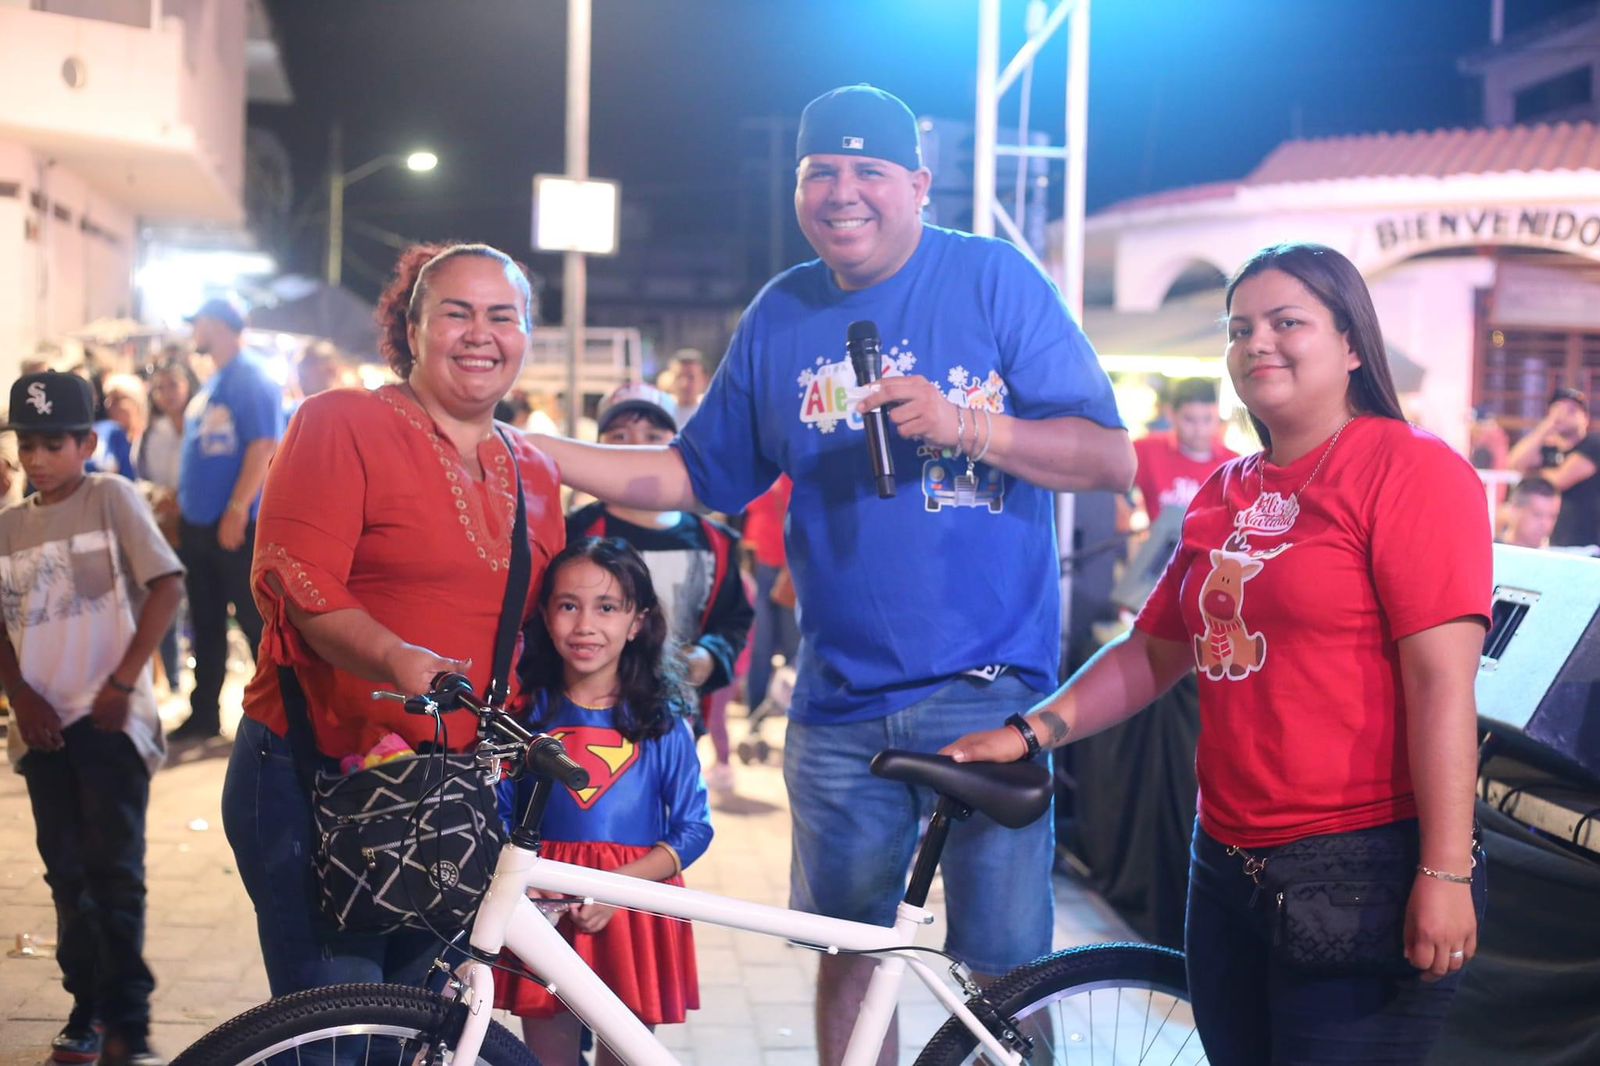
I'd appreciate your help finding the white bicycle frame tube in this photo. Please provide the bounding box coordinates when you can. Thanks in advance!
[449,842,1023,1066]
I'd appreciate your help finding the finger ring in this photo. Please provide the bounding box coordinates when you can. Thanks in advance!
[1449,950,1465,959]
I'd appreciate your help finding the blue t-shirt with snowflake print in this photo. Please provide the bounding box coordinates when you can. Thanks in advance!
[674,225,1123,724]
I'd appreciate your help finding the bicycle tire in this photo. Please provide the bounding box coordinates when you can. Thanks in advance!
[913,942,1204,1065]
[170,982,538,1065]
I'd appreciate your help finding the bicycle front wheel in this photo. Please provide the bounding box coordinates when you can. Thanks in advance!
[914,942,1204,1066]
[169,982,538,1065]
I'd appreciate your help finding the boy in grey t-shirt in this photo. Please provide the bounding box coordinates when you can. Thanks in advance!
[0,372,183,1066]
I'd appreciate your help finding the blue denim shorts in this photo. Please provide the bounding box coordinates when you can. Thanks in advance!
[783,674,1054,975]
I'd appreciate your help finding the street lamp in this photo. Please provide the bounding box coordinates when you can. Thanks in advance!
[325,124,438,288]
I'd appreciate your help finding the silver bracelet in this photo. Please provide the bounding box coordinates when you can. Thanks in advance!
[1416,857,1475,885]
[953,406,966,455]
[973,409,994,463]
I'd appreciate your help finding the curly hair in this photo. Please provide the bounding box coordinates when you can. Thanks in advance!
[517,537,693,742]
[374,242,536,379]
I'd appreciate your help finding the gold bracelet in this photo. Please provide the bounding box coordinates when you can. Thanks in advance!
[1416,857,1474,884]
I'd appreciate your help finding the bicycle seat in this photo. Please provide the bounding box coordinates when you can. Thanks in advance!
[869,750,1052,829]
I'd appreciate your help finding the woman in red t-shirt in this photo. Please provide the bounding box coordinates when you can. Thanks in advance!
[221,243,565,997]
[947,243,1489,1064]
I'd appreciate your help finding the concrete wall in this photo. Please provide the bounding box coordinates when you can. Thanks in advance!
[0,140,138,384]
[1479,16,1600,126]
[0,1,245,220]
[1367,256,1497,454]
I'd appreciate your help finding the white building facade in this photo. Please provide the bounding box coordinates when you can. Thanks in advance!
[0,0,259,382]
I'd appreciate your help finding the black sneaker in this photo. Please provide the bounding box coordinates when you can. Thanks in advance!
[168,716,221,743]
[99,1032,165,1066]
[49,1019,101,1064]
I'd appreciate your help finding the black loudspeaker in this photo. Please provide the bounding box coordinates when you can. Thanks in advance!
[1478,545,1600,782]
[1111,505,1185,613]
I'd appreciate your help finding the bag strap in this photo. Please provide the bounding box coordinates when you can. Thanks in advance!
[489,428,530,707]
[279,664,321,794]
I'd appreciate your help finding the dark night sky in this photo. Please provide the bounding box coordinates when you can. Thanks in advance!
[254,0,1594,299]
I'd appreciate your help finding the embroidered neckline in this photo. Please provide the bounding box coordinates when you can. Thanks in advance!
[377,386,517,570]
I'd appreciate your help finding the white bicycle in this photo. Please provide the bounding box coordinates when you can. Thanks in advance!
[173,676,1201,1065]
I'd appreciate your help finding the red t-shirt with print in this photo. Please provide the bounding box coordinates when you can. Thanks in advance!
[1133,432,1237,522]
[1134,417,1491,848]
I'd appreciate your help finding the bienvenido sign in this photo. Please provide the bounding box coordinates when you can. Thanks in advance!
[1373,206,1600,255]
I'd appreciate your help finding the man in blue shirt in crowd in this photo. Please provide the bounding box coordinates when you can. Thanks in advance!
[170,298,283,742]
[535,84,1133,1064]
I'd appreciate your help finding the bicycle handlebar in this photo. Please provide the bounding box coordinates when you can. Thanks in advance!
[371,673,590,791]
[524,734,590,791]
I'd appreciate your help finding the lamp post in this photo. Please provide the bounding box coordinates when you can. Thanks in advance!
[325,122,437,288]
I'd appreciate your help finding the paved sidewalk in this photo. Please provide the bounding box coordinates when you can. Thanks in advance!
[1,708,1136,1064]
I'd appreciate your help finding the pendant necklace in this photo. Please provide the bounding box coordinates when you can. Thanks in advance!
[1225,415,1355,553]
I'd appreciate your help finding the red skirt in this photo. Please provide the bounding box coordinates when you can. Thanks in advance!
[494,841,699,1024]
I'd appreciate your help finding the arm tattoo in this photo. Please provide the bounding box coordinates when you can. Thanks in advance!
[1039,709,1071,748]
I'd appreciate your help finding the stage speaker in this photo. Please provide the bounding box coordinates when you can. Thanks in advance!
[1477,545,1600,782]
[1112,504,1184,613]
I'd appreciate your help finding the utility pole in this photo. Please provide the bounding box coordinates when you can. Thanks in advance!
[326,122,344,288]
[563,0,591,437]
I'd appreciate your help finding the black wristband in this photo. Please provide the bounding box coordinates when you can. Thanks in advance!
[107,676,135,694]
[1005,713,1041,760]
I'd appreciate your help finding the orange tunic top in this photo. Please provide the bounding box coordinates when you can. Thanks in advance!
[243,386,565,758]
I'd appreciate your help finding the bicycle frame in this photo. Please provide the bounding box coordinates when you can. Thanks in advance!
[445,837,1025,1066]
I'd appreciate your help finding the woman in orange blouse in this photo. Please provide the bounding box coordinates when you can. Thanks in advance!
[221,242,565,996]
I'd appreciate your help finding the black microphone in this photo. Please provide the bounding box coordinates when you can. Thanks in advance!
[847,320,896,499]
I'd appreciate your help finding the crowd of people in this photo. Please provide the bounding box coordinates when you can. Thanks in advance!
[0,80,1562,1066]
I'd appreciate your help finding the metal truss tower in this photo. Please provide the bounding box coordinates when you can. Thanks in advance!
[973,0,1091,317]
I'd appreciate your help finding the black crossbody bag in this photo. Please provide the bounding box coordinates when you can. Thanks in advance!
[281,431,530,935]
[1234,821,1484,978]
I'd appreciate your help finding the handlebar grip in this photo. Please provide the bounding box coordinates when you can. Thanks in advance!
[527,734,590,791]
[428,672,477,710]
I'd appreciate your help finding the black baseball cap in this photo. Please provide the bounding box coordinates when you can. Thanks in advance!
[2,372,96,433]
[597,383,679,435]
[1549,386,1588,411]
[187,296,247,333]
[796,84,923,172]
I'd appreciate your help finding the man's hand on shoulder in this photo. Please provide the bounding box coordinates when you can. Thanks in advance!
[10,682,65,751]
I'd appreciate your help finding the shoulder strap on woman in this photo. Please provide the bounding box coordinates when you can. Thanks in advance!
[489,428,531,707]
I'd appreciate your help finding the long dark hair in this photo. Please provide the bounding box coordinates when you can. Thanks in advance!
[518,537,691,742]
[1225,242,1406,449]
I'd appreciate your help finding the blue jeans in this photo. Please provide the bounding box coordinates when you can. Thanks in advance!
[747,562,799,712]
[19,720,154,1042]
[1186,818,1486,1065]
[784,675,1053,975]
[221,716,445,996]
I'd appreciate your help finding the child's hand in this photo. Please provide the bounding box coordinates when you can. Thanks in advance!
[10,683,64,751]
[90,680,133,733]
[568,901,616,934]
[681,645,714,687]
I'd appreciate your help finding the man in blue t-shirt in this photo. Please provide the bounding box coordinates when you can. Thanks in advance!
[171,299,283,742]
[533,84,1132,1063]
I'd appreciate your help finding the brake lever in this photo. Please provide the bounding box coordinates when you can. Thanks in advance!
[371,690,441,717]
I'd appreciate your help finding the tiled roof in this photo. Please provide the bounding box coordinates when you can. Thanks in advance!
[1245,121,1600,184]
[1093,181,1241,216]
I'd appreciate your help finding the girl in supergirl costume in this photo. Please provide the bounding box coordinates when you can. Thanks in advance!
[496,537,712,1065]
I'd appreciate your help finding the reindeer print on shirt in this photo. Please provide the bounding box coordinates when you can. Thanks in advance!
[1194,549,1267,680]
